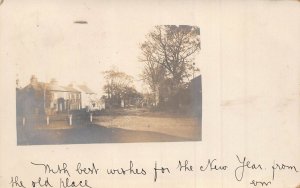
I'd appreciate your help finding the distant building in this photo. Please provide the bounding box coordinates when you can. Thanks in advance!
[189,75,202,118]
[18,76,81,116]
[72,84,103,111]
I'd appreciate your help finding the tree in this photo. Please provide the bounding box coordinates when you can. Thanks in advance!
[103,68,138,107]
[139,25,201,107]
[140,59,165,93]
[140,25,200,87]
[140,56,165,106]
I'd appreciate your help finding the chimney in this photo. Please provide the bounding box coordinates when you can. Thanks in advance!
[50,78,58,85]
[30,75,38,85]
[69,81,77,88]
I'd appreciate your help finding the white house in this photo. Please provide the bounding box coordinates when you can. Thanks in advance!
[71,84,104,111]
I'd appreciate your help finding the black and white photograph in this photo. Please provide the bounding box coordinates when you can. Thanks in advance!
[15,22,202,145]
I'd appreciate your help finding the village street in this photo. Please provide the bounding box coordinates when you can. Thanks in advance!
[17,108,201,145]
[94,108,201,141]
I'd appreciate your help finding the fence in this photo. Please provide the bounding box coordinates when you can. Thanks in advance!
[17,113,95,128]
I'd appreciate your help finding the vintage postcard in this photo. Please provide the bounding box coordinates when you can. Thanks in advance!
[0,0,300,188]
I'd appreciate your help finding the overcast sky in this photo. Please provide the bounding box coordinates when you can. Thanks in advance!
[2,1,202,95]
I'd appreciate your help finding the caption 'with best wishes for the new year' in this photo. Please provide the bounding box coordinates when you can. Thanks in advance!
[9,155,299,188]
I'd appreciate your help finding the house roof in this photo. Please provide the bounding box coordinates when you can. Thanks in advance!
[62,86,81,93]
[23,82,46,91]
[77,85,95,94]
[48,84,80,93]
[23,82,81,93]
[191,75,201,83]
[189,75,202,91]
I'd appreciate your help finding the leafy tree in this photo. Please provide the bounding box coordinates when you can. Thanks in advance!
[139,25,201,107]
[103,68,139,107]
[140,25,200,88]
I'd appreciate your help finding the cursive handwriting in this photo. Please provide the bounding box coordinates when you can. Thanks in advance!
[272,161,299,180]
[250,179,272,187]
[199,159,228,171]
[32,177,53,187]
[31,162,70,177]
[76,163,99,175]
[7,159,299,187]
[10,176,26,188]
[177,160,193,171]
[106,161,146,176]
[234,155,263,181]
[153,161,170,182]
[60,178,91,188]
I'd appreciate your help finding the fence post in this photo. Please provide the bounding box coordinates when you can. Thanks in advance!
[22,117,25,126]
[69,114,72,126]
[46,116,49,126]
[90,113,93,123]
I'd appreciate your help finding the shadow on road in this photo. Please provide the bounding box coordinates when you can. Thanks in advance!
[17,124,199,145]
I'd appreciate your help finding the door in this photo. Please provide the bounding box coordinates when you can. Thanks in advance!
[57,98,65,112]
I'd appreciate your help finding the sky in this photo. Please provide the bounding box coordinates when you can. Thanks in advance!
[2,1,202,95]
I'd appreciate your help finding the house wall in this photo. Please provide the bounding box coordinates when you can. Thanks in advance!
[47,91,81,114]
[18,88,45,116]
[81,93,90,109]
[81,93,100,110]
